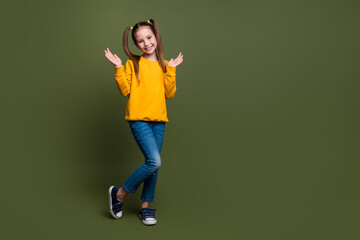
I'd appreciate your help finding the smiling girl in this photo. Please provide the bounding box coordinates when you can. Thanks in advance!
[104,19,183,225]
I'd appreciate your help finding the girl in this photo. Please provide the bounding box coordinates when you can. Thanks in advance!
[104,19,183,226]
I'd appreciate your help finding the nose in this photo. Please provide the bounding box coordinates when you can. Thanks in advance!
[144,39,150,46]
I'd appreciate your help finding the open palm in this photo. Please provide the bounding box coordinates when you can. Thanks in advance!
[167,52,184,67]
[104,48,122,67]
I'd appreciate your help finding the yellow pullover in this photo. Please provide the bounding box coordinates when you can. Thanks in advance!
[114,56,177,122]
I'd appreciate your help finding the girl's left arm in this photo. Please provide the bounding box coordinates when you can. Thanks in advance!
[164,65,177,99]
[164,52,183,99]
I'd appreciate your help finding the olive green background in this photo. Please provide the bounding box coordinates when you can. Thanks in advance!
[1,0,359,239]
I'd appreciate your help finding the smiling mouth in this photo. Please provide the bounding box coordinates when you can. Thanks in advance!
[144,46,153,51]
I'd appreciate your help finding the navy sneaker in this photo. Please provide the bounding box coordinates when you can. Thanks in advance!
[108,186,124,219]
[139,208,157,225]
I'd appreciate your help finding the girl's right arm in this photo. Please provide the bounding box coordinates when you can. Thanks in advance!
[104,48,132,96]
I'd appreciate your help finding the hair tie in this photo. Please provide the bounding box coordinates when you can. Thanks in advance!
[130,26,133,30]
[147,20,151,24]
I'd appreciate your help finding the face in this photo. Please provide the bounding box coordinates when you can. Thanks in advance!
[134,26,158,56]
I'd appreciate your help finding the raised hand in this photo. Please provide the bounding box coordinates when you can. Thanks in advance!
[167,52,184,67]
[104,48,122,67]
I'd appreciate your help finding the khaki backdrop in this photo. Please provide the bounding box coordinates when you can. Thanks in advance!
[1,0,359,239]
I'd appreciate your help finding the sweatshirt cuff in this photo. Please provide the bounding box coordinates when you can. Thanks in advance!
[115,65,124,73]
[166,65,176,74]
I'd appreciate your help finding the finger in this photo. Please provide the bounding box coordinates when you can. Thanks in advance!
[106,53,114,60]
[176,58,183,65]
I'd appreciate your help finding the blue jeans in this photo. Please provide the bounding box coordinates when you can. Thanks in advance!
[122,121,165,202]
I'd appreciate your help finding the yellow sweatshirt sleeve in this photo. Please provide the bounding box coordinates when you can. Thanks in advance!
[114,60,133,96]
[164,65,176,99]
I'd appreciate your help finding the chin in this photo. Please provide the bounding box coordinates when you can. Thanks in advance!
[144,51,156,55]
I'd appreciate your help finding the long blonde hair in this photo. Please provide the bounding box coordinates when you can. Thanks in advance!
[123,19,167,81]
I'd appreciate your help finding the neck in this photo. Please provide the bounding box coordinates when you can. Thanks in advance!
[142,52,158,61]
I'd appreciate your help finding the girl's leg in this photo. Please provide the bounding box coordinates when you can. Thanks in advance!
[121,121,162,198]
[116,186,129,202]
[141,122,165,204]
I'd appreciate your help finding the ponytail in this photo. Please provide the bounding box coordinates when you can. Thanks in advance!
[123,26,141,81]
[148,19,167,74]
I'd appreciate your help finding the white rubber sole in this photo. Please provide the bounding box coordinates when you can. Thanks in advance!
[109,186,122,219]
[139,214,157,225]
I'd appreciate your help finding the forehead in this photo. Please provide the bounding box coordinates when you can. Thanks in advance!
[134,26,154,39]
